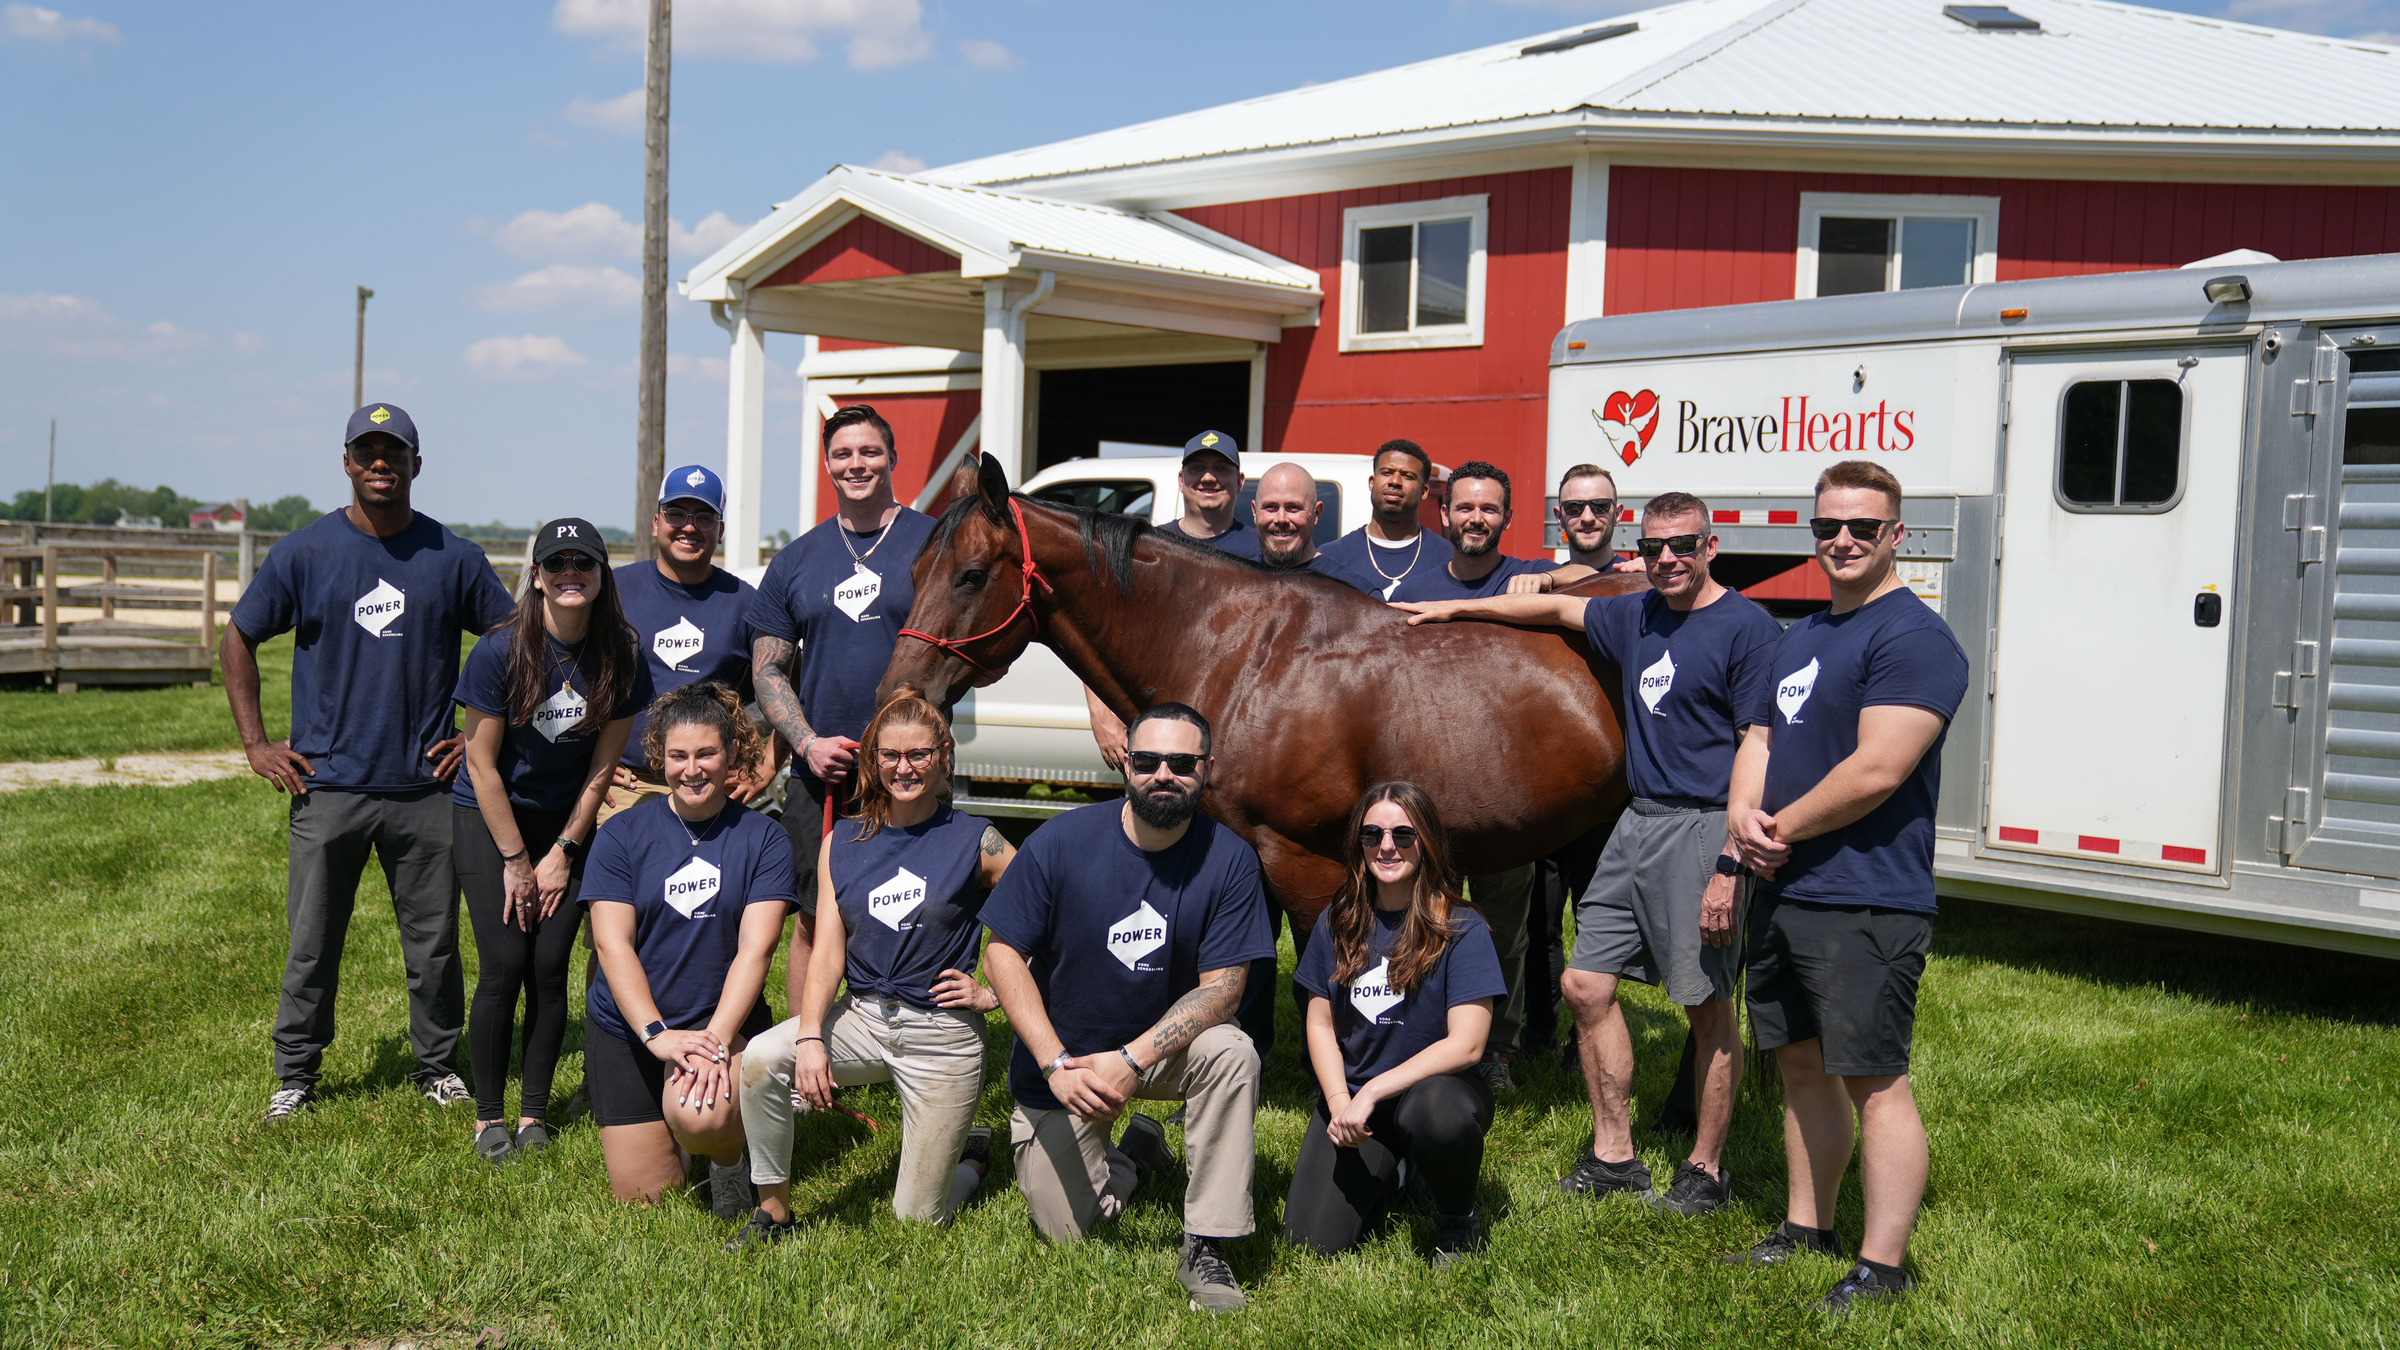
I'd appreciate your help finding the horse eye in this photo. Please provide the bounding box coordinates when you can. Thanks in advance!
[957,568,988,589]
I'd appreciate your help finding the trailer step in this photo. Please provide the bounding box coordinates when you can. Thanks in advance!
[955,793,1081,820]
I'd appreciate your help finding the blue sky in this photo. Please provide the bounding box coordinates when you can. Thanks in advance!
[5,0,2394,536]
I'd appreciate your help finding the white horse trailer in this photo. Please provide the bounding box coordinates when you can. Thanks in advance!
[1548,253,2400,960]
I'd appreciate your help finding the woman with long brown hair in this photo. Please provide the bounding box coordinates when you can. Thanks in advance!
[728,686,1015,1250]
[1283,782,1506,1265]
[453,518,648,1165]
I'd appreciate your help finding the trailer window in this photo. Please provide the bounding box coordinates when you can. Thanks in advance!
[2343,350,2400,466]
[1033,480,1155,520]
[1340,195,1488,352]
[2059,379,2184,510]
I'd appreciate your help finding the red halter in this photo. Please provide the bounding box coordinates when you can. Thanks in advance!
[896,496,1052,676]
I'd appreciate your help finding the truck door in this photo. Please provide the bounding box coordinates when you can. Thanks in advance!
[2283,325,2400,876]
[1985,346,2249,872]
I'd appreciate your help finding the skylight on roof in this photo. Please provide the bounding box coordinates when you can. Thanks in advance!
[1521,22,1638,56]
[1943,5,2042,30]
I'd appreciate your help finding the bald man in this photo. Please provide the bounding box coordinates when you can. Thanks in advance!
[1252,462,1333,574]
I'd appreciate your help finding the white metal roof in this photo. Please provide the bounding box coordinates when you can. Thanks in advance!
[928,0,2400,188]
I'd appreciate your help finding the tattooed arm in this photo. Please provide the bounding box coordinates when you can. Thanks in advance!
[752,634,853,783]
[973,822,1017,890]
[1137,966,1247,1072]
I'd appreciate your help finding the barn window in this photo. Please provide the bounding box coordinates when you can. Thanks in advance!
[2059,379,2185,511]
[1340,195,1488,352]
[1797,193,1999,299]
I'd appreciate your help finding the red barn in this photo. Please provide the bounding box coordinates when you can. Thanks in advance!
[683,0,2400,560]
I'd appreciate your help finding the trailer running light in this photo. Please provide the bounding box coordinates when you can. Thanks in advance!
[2203,275,2252,304]
[1567,341,1587,349]
[2000,308,2029,320]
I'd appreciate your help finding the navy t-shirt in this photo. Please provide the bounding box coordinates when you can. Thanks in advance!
[981,802,1276,1110]
[614,561,757,770]
[1386,552,1541,604]
[451,629,652,812]
[828,805,991,1011]
[750,509,939,747]
[1314,528,1456,601]
[1583,589,1783,805]
[1295,905,1506,1093]
[1750,588,1969,914]
[583,797,796,1040]
[1157,517,1261,560]
[230,510,513,792]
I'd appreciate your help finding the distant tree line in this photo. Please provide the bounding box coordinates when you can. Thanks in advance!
[2,481,320,532]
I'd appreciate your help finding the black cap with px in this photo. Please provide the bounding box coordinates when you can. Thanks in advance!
[1182,429,1239,465]
[532,517,605,565]
[346,403,420,452]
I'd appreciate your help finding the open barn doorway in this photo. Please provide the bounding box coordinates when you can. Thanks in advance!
[1034,361,1250,471]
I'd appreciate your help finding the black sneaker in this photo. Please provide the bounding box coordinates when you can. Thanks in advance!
[1557,1149,1655,1200]
[1430,1211,1483,1268]
[511,1122,555,1161]
[1649,1159,1731,1215]
[263,1084,315,1125]
[1117,1113,1174,1181]
[1815,1261,1914,1314]
[723,1207,797,1253]
[1478,1051,1518,1095]
[473,1122,515,1166]
[1176,1233,1245,1314]
[1718,1221,1846,1267]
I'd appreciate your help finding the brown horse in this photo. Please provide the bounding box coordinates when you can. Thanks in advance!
[880,453,1647,930]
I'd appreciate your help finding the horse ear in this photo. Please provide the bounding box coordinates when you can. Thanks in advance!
[946,458,982,512]
[975,452,1011,522]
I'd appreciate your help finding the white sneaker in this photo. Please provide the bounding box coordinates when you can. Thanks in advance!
[263,1084,315,1125]
[421,1073,472,1107]
[709,1154,754,1221]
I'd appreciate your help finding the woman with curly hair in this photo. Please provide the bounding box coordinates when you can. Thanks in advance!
[1283,781,1506,1265]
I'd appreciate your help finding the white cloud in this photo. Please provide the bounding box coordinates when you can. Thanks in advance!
[552,0,930,68]
[564,87,645,135]
[470,264,641,318]
[667,352,731,381]
[1,3,119,42]
[0,293,217,364]
[464,334,590,379]
[956,38,1019,69]
[670,210,748,257]
[866,150,926,175]
[480,202,756,262]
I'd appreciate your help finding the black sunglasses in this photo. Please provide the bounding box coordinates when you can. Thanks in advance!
[346,441,413,467]
[1809,517,1896,543]
[1358,824,1421,850]
[1635,534,1704,559]
[540,552,599,574]
[1559,498,1617,521]
[1126,751,1203,777]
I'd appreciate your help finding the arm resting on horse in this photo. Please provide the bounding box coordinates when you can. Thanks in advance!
[1394,592,1589,629]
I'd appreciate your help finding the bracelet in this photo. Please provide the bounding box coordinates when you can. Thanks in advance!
[1042,1051,1072,1080]
[798,734,817,762]
[797,1036,824,1046]
[1117,1046,1143,1076]
[499,847,527,862]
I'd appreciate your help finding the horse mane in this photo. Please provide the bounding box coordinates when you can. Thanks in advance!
[929,489,1375,600]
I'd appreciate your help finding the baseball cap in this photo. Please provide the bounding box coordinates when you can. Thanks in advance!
[1182,430,1240,466]
[659,464,725,512]
[345,403,419,451]
[531,517,605,565]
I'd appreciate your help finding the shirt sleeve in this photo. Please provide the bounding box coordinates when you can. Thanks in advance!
[1863,613,1971,721]
[979,833,1056,957]
[1195,846,1277,972]
[1749,625,1796,729]
[453,635,509,717]
[1579,595,1617,666]
[581,820,638,903]
[1441,914,1509,1005]
[745,553,800,644]
[1292,919,1335,1000]
[464,557,514,633]
[624,652,657,715]
[229,540,300,642]
[1728,609,1783,732]
[745,815,799,904]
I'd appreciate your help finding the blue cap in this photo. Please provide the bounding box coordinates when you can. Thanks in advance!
[1182,429,1239,465]
[345,403,419,451]
[658,464,725,511]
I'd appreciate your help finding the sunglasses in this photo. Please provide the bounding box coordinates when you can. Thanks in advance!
[1127,751,1204,777]
[346,441,413,467]
[1358,824,1421,850]
[876,747,942,769]
[1809,517,1896,543]
[539,552,599,575]
[1635,534,1704,559]
[660,508,721,530]
[1559,498,1617,521]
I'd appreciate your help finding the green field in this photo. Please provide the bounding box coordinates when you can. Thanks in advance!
[1,768,2395,1348]
[0,634,289,763]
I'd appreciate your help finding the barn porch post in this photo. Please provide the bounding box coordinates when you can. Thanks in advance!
[714,295,767,567]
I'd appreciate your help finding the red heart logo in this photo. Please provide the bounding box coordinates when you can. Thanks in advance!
[1595,390,1660,466]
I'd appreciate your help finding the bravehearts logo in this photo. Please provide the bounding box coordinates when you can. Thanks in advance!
[1592,390,1662,467]
[353,579,405,638]
[1108,900,1168,972]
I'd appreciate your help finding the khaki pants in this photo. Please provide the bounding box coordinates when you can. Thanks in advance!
[1010,1022,1259,1242]
[596,773,670,826]
[1469,863,1536,1055]
[741,996,986,1224]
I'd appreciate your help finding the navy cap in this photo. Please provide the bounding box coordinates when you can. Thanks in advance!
[532,517,605,565]
[1182,429,1240,465]
[345,403,419,451]
[658,464,726,512]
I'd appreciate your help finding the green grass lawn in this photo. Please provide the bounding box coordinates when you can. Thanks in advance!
[1,777,2396,1348]
[0,634,291,762]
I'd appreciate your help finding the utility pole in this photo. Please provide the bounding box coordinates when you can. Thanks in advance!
[44,420,55,522]
[353,286,374,410]
[634,0,670,560]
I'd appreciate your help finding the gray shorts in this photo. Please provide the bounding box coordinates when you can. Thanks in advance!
[1568,798,1741,1006]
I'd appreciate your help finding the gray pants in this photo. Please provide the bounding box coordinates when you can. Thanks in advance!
[275,786,463,1088]
[1468,864,1536,1055]
[1011,1022,1260,1242]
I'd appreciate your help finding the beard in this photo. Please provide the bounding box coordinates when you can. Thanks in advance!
[1128,777,1204,829]
[1448,524,1496,557]
[1260,534,1309,567]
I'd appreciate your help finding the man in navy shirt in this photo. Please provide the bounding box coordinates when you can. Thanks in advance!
[1152,430,1259,559]
[222,403,514,1123]
[1251,461,1330,574]
[1725,460,1968,1313]
[982,704,1274,1315]
[1313,439,1453,600]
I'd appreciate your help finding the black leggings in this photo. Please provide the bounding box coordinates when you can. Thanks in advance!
[1282,1071,1494,1255]
[455,803,584,1121]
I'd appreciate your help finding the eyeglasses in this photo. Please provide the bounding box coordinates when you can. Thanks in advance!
[1559,499,1617,521]
[660,508,721,530]
[1358,824,1420,850]
[540,552,599,574]
[1126,751,1203,777]
[876,747,942,769]
[1635,534,1704,559]
[1809,517,1896,543]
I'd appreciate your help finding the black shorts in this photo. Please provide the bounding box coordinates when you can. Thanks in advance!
[585,1001,775,1128]
[1743,894,1931,1077]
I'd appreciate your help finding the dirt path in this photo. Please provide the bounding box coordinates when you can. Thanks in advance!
[0,749,252,793]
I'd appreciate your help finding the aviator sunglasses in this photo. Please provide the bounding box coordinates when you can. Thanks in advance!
[539,552,599,574]
[1358,824,1420,850]
[1635,534,1705,559]
[1809,517,1897,543]
[1127,750,1204,777]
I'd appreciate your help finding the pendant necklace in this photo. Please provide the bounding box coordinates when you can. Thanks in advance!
[842,507,899,565]
[1365,530,1425,600]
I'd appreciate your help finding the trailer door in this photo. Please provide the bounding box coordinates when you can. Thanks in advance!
[1985,347,2248,873]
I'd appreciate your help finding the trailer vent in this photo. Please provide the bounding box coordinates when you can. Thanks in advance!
[1522,22,1638,55]
[1943,5,2042,30]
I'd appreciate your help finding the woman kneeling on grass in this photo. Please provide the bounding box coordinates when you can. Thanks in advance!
[728,687,1015,1250]
[584,682,794,1211]
[455,518,648,1165]
[1283,782,1507,1266]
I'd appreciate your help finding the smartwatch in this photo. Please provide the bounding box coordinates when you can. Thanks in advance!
[1714,853,1744,877]
[553,835,584,861]
[642,1019,668,1044]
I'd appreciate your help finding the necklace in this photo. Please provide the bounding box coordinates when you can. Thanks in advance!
[1364,530,1425,589]
[841,507,900,565]
[674,803,726,849]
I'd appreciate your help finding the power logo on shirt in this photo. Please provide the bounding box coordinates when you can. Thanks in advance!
[1348,957,1405,1024]
[833,565,881,621]
[532,682,588,742]
[1108,900,1168,972]
[1777,657,1822,725]
[352,579,405,637]
[654,616,707,672]
[1639,648,1677,715]
[664,856,721,918]
[869,867,928,931]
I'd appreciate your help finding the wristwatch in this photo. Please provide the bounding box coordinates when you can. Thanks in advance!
[642,1019,668,1044]
[1042,1051,1073,1080]
[1715,853,1744,877]
[553,835,584,861]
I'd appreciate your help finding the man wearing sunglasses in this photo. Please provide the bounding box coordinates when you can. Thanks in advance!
[1722,461,1967,1313]
[982,704,1275,1314]
[223,403,516,1125]
[1396,490,1780,1215]
[1508,462,1643,595]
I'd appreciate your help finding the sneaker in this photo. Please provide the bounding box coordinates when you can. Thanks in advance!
[959,1125,993,1178]
[263,1084,315,1125]
[709,1154,754,1222]
[1430,1210,1483,1268]
[1557,1149,1655,1200]
[723,1207,798,1253]
[1649,1159,1732,1216]
[473,1122,516,1167]
[788,1088,817,1116]
[1117,1113,1174,1181]
[1814,1261,1915,1314]
[1176,1233,1245,1314]
[511,1122,555,1161]
[1718,1221,1846,1267]
[421,1074,472,1107]
[1479,1051,1518,1095]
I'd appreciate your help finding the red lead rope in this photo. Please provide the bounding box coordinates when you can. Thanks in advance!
[896,497,1051,677]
